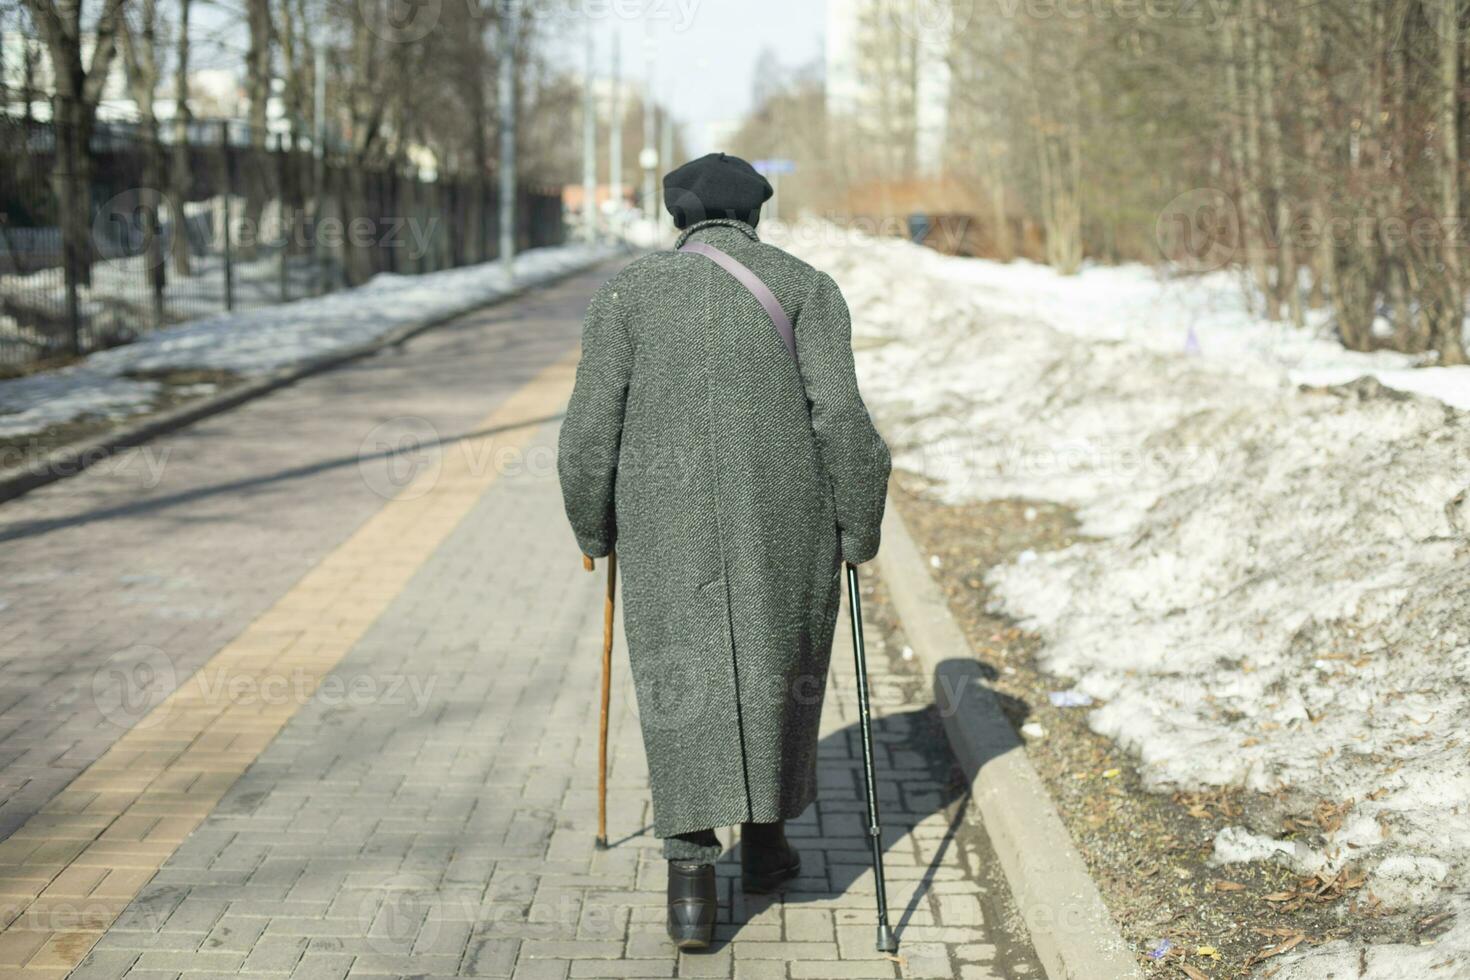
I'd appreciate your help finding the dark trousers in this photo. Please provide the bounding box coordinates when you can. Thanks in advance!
[664,820,785,863]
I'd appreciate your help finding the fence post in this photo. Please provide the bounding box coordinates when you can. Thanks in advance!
[480,174,489,266]
[277,132,290,302]
[375,167,388,276]
[402,166,414,274]
[65,254,82,355]
[428,175,441,273]
[315,157,328,296]
[56,114,84,355]
[444,178,453,270]
[220,120,234,312]
[385,168,396,276]
[141,126,167,332]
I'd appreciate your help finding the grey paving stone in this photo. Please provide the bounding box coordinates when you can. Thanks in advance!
[783,909,833,944]
[677,945,734,978]
[69,948,141,980]
[510,957,570,980]
[95,929,209,954]
[733,963,788,980]
[133,950,247,972]
[789,963,895,979]
[240,935,309,973]
[567,960,674,978]
[287,952,356,980]
[934,893,983,927]
[732,942,840,961]
[163,898,229,934]
[200,915,267,953]
[459,934,520,977]
[893,942,953,978]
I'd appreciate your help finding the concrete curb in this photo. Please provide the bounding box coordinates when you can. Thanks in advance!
[876,498,1142,980]
[0,254,625,506]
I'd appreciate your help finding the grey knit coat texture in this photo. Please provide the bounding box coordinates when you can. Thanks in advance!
[557,218,892,837]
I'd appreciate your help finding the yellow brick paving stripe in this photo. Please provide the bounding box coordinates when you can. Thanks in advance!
[0,354,578,979]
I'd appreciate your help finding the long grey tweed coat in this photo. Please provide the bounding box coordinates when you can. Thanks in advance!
[557,218,891,838]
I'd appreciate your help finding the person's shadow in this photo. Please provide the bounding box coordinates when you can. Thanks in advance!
[710,656,1032,948]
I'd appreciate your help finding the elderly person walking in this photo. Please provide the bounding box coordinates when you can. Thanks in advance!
[557,153,891,950]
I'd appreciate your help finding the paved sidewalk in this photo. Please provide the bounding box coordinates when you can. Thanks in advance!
[0,268,600,844]
[0,267,1038,979]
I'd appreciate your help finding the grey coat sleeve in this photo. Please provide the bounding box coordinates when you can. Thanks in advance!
[557,281,634,558]
[795,272,892,563]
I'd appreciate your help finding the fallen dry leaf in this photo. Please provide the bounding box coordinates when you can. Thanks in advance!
[1247,933,1306,965]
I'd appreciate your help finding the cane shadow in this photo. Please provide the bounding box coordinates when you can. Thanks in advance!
[718,657,1031,948]
[606,825,654,849]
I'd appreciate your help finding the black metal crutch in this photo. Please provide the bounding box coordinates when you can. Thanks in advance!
[846,561,898,954]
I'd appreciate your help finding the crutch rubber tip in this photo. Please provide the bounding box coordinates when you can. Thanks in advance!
[875,924,897,953]
[594,836,608,850]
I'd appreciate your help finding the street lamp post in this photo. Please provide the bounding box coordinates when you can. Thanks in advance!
[498,0,518,283]
[641,33,656,225]
[582,25,597,243]
[609,34,622,234]
[313,44,327,295]
[659,101,674,233]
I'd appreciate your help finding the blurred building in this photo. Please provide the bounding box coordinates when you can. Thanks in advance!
[823,0,949,177]
[1,30,131,121]
[701,120,740,156]
[1,32,287,135]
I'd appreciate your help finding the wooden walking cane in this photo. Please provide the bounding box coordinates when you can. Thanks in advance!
[847,561,898,953]
[584,552,616,849]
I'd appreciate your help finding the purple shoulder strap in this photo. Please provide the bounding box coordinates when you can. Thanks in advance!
[678,241,797,362]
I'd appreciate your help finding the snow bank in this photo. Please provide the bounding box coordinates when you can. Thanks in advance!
[766,223,1470,978]
[928,246,1470,410]
[0,242,620,439]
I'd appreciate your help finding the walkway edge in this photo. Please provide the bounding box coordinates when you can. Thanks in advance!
[875,498,1143,980]
[0,253,625,505]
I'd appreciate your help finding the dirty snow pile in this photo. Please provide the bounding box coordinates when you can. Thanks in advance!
[0,242,620,440]
[767,222,1470,978]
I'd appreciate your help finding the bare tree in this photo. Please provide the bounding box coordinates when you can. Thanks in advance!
[244,0,272,142]
[924,0,1470,362]
[1431,0,1466,363]
[275,0,314,140]
[729,59,825,213]
[22,0,127,335]
[118,0,168,319]
[169,0,191,274]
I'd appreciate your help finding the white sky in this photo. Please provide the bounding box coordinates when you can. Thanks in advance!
[555,0,827,154]
[181,0,827,157]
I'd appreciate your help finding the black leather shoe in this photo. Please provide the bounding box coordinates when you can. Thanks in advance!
[666,861,716,950]
[741,833,801,894]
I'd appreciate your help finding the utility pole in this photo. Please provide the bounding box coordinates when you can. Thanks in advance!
[313,43,326,295]
[640,30,657,224]
[659,103,674,233]
[582,24,597,243]
[498,0,518,283]
[609,34,622,231]
[0,9,8,111]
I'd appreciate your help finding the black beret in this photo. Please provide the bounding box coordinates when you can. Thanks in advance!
[663,153,774,230]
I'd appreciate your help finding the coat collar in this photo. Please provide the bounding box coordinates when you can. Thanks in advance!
[675,218,761,249]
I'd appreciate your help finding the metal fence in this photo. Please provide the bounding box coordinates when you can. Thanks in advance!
[0,114,566,369]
